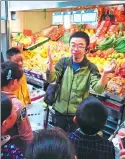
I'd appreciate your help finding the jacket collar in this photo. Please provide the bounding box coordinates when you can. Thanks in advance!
[73,128,103,142]
[1,91,16,99]
[70,56,90,68]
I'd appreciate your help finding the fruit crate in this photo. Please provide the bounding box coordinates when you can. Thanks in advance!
[25,37,50,50]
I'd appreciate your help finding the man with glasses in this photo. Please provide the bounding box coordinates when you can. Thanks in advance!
[46,31,116,132]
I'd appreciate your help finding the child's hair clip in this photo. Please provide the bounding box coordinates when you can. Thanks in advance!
[6,69,12,80]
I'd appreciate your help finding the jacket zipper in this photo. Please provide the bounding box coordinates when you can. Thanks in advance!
[66,71,75,115]
[66,68,83,115]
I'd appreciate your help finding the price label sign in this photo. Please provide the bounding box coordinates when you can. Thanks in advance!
[73,11,81,23]
[64,12,71,24]
[81,9,98,24]
[52,12,63,24]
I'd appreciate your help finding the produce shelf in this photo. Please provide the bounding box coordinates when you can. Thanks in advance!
[25,37,50,50]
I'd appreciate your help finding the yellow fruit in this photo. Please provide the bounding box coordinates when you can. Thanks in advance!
[118,53,124,59]
[90,29,94,35]
[117,59,122,63]
[107,58,112,61]
[41,52,47,58]
[84,29,89,34]
[114,54,120,59]
[108,55,112,58]
[111,53,116,58]
[105,34,109,37]
[53,57,59,63]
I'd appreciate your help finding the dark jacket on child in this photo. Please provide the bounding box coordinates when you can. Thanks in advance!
[68,128,115,159]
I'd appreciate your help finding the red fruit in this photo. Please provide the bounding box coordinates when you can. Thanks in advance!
[105,16,111,21]
[73,116,77,123]
[100,54,105,58]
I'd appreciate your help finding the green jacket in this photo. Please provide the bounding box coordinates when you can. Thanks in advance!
[46,56,105,115]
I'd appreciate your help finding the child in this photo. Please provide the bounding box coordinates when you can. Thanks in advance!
[6,47,31,105]
[68,96,115,159]
[1,61,33,153]
[1,92,24,159]
[26,128,76,159]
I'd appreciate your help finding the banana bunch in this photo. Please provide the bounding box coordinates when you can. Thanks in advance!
[23,55,47,73]
[97,36,116,51]
[114,36,125,53]
[22,50,36,60]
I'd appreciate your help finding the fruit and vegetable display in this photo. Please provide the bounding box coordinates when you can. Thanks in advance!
[40,26,58,37]
[106,77,125,97]
[14,4,125,99]
[39,25,65,41]
[87,47,125,98]
[23,40,70,74]
[96,32,125,52]
[12,32,49,48]
[23,54,47,74]
[47,26,65,41]
[87,48,125,72]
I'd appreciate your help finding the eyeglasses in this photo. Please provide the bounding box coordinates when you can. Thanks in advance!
[70,44,86,50]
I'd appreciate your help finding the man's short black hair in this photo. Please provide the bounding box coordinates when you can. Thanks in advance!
[69,31,90,47]
[76,96,108,135]
[6,47,21,59]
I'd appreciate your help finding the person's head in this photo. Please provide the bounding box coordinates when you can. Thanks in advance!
[6,47,24,69]
[76,96,108,135]
[1,61,23,92]
[1,92,18,135]
[26,128,76,159]
[69,31,90,62]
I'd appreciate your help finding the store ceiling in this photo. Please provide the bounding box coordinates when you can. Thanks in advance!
[9,1,125,11]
